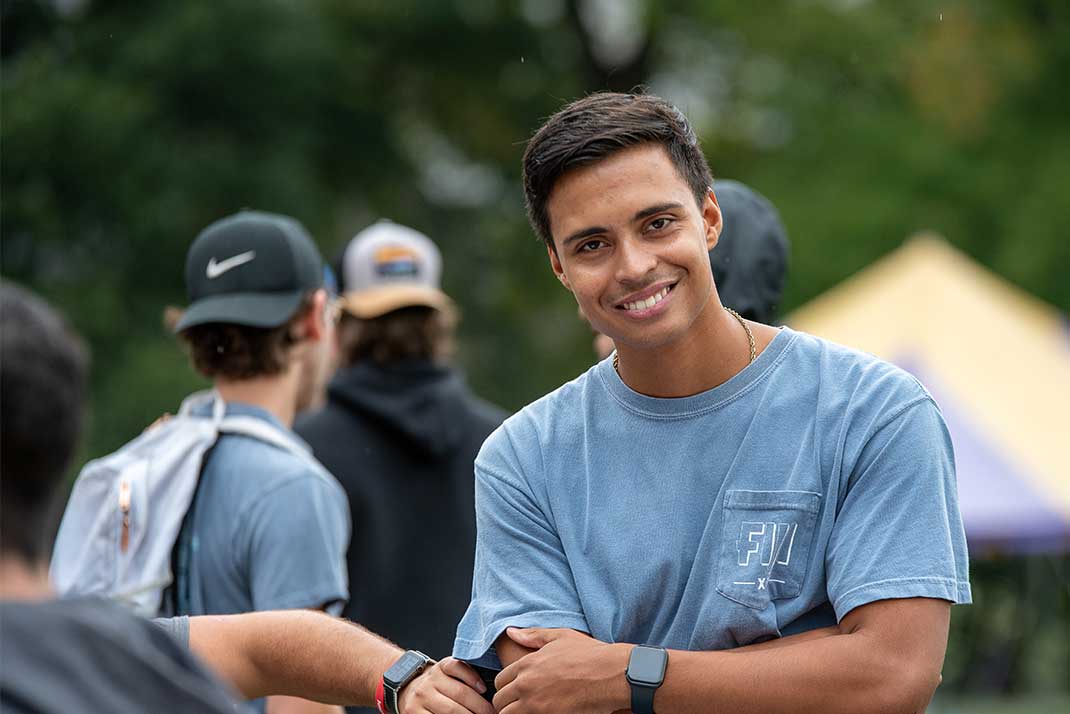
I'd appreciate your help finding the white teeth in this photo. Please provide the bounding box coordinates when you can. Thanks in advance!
[623,286,671,312]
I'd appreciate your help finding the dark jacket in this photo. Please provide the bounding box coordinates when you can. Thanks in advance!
[295,360,507,666]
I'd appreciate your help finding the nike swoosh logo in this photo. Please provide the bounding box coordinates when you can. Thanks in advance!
[206,251,256,279]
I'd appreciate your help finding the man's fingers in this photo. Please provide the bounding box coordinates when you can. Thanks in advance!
[434,676,495,714]
[506,626,588,649]
[505,626,569,649]
[405,674,494,714]
[492,679,520,713]
[143,413,172,433]
[504,627,546,648]
[437,657,486,694]
[494,660,519,692]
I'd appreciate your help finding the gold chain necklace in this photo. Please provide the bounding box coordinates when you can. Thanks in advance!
[613,306,756,374]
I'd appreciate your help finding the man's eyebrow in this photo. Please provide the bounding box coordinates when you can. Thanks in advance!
[633,202,685,221]
[562,226,609,248]
[561,202,686,247]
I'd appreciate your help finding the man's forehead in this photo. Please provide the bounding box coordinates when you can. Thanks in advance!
[546,145,694,239]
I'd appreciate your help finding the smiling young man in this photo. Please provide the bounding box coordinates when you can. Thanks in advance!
[452,93,971,714]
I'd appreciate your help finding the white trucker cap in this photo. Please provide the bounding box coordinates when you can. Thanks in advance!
[338,220,452,319]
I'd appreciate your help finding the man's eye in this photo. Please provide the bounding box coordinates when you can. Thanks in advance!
[579,239,604,252]
[648,217,673,232]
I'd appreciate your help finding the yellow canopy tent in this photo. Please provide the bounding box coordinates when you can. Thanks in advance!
[789,233,1070,554]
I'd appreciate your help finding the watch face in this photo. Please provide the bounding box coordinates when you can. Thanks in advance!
[384,651,428,688]
[627,646,667,686]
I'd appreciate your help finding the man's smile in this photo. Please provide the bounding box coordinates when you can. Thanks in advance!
[613,280,678,318]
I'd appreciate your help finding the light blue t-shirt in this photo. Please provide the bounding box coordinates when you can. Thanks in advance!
[185,403,350,617]
[454,328,971,668]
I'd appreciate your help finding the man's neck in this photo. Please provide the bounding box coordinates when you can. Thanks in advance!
[214,369,300,427]
[0,555,53,601]
[614,297,760,398]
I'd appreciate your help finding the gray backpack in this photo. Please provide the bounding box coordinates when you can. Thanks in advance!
[50,390,308,616]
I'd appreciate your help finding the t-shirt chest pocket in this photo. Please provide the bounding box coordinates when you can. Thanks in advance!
[715,489,822,610]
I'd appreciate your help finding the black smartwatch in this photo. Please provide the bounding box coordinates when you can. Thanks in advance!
[626,645,668,714]
[383,650,433,714]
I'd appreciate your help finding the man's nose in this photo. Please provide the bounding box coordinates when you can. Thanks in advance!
[614,237,658,285]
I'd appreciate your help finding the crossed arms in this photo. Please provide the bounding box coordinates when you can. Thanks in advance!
[492,596,950,714]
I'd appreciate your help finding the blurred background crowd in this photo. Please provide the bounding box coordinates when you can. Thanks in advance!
[2,1,1067,712]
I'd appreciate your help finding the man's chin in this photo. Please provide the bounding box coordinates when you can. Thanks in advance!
[602,328,680,354]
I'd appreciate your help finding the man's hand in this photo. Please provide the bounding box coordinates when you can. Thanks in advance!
[493,628,630,714]
[399,657,495,714]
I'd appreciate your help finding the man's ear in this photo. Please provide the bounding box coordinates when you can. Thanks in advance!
[547,243,572,291]
[295,289,329,343]
[702,188,723,252]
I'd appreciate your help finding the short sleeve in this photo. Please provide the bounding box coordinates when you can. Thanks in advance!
[151,615,190,648]
[242,473,350,613]
[826,398,972,620]
[452,436,589,669]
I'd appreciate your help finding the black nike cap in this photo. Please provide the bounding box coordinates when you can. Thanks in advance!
[175,210,325,332]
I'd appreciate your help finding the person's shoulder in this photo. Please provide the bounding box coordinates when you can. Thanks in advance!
[4,598,182,656]
[0,598,240,712]
[784,329,937,439]
[788,329,930,402]
[215,428,329,484]
[210,429,347,522]
[477,363,602,469]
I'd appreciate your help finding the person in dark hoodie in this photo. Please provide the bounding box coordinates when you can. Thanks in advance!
[296,221,507,710]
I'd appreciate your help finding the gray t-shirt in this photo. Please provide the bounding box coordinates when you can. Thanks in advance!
[185,402,350,617]
[0,598,243,713]
[455,328,971,667]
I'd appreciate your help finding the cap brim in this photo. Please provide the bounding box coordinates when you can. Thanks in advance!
[174,291,306,332]
[341,285,452,319]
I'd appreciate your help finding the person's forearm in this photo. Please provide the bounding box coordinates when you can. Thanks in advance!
[189,611,402,704]
[607,629,838,714]
[652,632,936,714]
[266,694,344,714]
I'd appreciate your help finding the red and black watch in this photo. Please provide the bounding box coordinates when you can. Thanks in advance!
[379,650,433,714]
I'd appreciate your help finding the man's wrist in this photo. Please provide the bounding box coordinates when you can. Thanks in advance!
[603,643,634,710]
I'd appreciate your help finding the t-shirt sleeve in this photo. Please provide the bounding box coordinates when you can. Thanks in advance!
[151,615,190,648]
[452,433,589,670]
[242,473,350,613]
[826,397,972,620]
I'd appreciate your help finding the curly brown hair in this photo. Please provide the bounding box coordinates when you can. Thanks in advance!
[337,305,455,367]
[176,294,315,379]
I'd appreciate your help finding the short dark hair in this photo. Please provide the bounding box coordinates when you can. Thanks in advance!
[337,306,455,367]
[1,282,89,563]
[177,293,315,380]
[523,91,714,249]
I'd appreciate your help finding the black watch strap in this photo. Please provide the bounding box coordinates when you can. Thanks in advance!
[630,683,657,714]
[626,645,667,714]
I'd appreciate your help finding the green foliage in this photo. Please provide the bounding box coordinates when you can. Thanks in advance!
[5,0,1067,453]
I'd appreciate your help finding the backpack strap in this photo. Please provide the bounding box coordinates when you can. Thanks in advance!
[167,391,227,616]
[219,415,312,458]
[167,395,327,616]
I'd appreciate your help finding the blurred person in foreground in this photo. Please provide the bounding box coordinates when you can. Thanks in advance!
[453,92,971,714]
[591,178,789,360]
[297,221,507,712]
[0,282,494,714]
